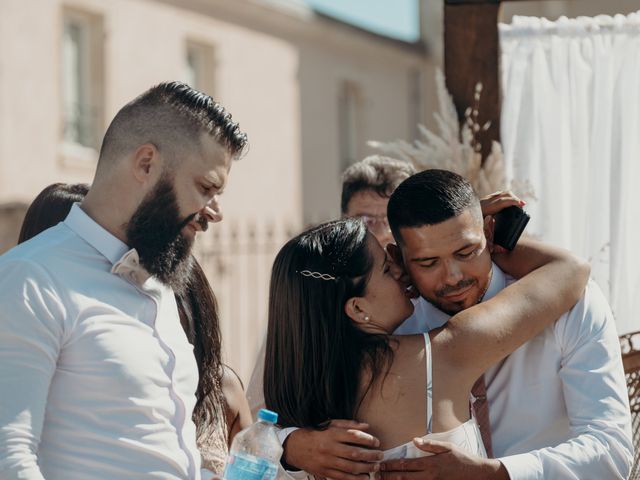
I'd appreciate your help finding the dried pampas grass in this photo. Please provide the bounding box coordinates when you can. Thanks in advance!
[368,69,535,201]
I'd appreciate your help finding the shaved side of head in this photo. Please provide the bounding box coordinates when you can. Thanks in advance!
[97,82,248,175]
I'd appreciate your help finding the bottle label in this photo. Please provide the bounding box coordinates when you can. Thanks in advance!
[224,453,278,480]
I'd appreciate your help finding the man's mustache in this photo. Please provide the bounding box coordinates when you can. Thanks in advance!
[180,212,209,232]
[436,278,476,298]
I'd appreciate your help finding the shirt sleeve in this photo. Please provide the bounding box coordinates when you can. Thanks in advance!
[499,281,634,480]
[0,260,67,479]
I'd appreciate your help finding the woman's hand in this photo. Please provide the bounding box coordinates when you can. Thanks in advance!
[481,191,526,254]
[480,191,525,217]
[380,438,508,480]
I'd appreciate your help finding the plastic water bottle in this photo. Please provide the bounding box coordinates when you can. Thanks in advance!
[223,408,283,480]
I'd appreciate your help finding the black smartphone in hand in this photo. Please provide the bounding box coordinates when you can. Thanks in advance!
[493,206,530,251]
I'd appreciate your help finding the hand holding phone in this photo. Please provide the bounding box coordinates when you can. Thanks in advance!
[493,206,530,251]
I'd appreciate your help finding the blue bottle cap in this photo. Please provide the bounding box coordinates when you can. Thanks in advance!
[258,408,278,423]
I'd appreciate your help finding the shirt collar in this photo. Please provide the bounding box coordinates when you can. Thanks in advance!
[483,262,507,302]
[63,203,130,266]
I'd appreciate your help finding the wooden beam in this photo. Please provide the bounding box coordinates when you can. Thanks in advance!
[444,1,501,160]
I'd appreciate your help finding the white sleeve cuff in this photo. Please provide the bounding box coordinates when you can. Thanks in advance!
[277,426,308,475]
[277,426,299,446]
[499,453,543,480]
[279,467,311,480]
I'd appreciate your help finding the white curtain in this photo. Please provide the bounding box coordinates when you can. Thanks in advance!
[500,12,640,334]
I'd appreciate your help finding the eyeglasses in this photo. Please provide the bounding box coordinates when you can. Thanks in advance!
[358,214,391,235]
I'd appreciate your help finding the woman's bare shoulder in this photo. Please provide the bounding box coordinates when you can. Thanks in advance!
[221,365,253,443]
[222,365,245,412]
[358,334,428,448]
[391,333,428,355]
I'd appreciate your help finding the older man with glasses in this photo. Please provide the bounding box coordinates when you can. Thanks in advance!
[340,155,416,248]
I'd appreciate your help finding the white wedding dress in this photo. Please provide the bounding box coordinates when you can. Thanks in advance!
[289,333,487,480]
[374,333,487,465]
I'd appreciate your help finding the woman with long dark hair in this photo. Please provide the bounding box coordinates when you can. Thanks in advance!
[17,183,90,243]
[18,182,250,474]
[176,261,252,472]
[264,218,589,467]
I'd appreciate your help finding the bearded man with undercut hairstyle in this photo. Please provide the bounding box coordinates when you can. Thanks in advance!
[0,82,247,480]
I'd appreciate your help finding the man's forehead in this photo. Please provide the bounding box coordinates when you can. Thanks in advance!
[195,134,232,174]
[399,214,484,257]
[192,129,226,158]
[346,189,388,215]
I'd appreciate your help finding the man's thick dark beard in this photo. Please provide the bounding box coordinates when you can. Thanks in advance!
[125,177,195,293]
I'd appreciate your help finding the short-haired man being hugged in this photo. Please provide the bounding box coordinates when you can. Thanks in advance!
[381,169,633,479]
[0,82,247,479]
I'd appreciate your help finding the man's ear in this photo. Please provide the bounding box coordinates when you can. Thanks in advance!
[484,215,496,253]
[386,243,404,266]
[344,296,370,326]
[132,143,161,184]
[387,242,410,284]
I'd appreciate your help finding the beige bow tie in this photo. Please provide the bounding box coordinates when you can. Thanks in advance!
[111,249,150,285]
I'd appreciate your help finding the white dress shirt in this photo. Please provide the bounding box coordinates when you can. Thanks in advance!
[0,204,202,479]
[395,264,634,480]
